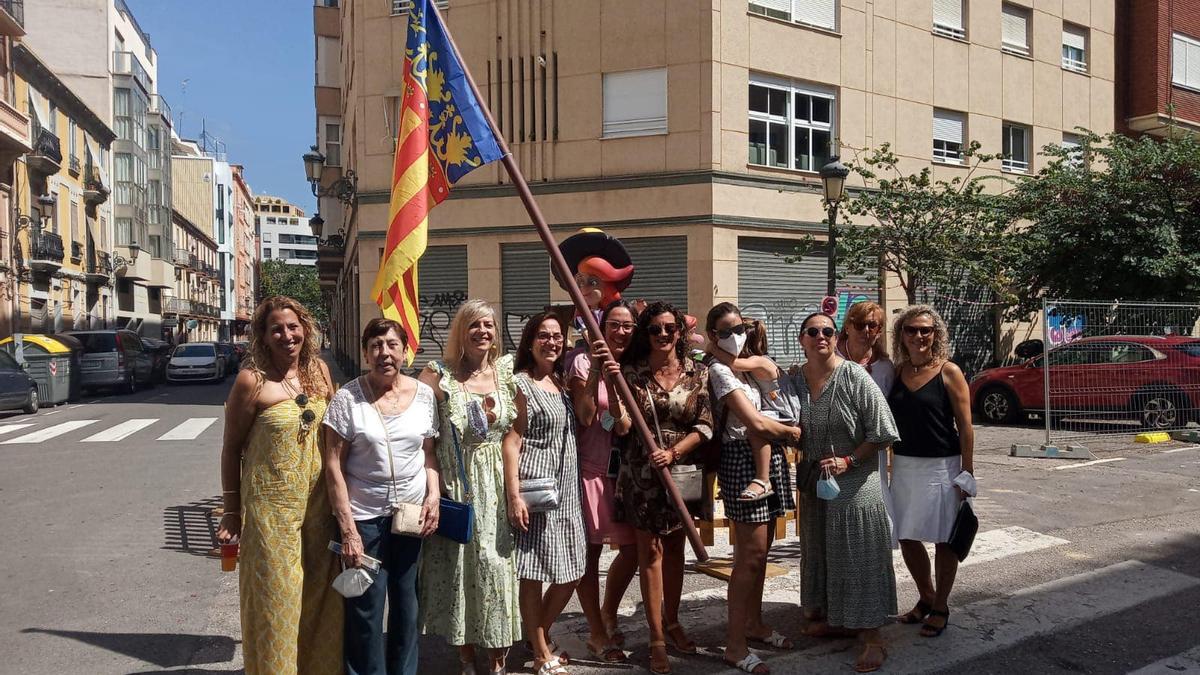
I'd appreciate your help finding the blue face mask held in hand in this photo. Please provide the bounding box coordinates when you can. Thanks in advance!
[816,467,840,501]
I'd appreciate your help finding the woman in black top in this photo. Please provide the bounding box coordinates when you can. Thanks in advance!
[887,305,975,638]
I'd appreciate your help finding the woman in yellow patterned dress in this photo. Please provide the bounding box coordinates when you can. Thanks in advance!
[216,296,343,675]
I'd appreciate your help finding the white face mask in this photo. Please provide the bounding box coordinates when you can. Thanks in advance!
[718,333,747,357]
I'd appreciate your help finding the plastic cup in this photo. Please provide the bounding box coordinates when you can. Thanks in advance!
[220,542,239,572]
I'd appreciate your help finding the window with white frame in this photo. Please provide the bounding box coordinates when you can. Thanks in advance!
[602,68,667,138]
[748,77,835,172]
[748,0,837,31]
[324,122,341,166]
[1062,23,1088,72]
[1173,33,1200,90]
[932,0,965,39]
[932,109,966,164]
[1061,132,1085,166]
[1002,122,1029,172]
[1001,4,1030,56]
[391,0,448,16]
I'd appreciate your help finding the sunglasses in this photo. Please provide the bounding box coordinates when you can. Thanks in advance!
[802,326,837,339]
[293,393,316,431]
[715,323,749,340]
[903,326,935,337]
[465,393,498,437]
[604,320,636,332]
[853,320,881,331]
[535,332,564,344]
[647,324,679,337]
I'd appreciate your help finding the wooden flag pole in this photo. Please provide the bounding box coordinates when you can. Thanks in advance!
[430,3,708,561]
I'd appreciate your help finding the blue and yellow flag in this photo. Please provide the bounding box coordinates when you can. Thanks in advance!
[371,0,504,363]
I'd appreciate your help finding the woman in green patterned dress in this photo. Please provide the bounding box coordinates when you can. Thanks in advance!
[418,299,521,675]
[786,312,900,673]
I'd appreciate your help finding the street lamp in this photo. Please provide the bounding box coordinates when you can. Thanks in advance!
[14,193,57,233]
[303,145,357,205]
[310,214,346,250]
[819,155,850,296]
[112,241,140,271]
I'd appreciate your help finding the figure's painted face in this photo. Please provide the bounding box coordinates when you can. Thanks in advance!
[575,271,605,309]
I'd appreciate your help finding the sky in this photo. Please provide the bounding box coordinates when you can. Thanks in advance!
[126,0,316,214]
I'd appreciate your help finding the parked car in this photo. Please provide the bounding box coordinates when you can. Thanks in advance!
[67,330,155,394]
[167,343,226,383]
[970,335,1200,429]
[0,350,38,414]
[141,338,173,384]
[216,342,241,374]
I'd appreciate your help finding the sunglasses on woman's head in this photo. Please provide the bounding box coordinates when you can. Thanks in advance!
[903,326,934,337]
[647,324,679,337]
[802,326,837,339]
[715,323,749,340]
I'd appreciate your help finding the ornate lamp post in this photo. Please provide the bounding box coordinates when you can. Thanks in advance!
[819,155,850,296]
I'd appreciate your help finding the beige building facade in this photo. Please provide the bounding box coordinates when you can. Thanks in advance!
[315,0,1114,374]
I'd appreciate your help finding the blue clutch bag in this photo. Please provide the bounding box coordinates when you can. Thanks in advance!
[436,425,475,544]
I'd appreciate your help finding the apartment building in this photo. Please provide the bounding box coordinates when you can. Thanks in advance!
[255,195,316,266]
[0,0,31,336]
[24,0,175,337]
[1118,0,1200,136]
[167,207,221,342]
[11,42,115,334]
[232,165,258,334]
[171,137,236,340]
[315,0,1115,374]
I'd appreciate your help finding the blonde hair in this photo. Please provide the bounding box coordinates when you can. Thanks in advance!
[443,298,501,373]
[840,300,889,360]
[247,295,330,399]
[890,304,951,369]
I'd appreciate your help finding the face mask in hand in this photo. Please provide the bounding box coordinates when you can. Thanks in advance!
[718,333,747,357]
[332,567,374,598]
[816,468,841,501]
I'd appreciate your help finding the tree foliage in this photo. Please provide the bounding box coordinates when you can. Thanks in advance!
[793,142,1012,305]
[258,259,327,327]
[1002,129,1200,317]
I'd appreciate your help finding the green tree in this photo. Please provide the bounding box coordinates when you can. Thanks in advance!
[1003,129,1200,316]
[258,259,328,327]
[793,142,1014,305]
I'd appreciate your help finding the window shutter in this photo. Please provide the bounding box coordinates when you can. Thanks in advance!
[793,0,836,30]
[1062,25,1086,51]
[1173,35,1188,85]
[620,237,689,312]
[1190,39,1200,88]
[501,242,550,351]
[412,246,468,372]
[752,0,791,15]
[602,68,667,137]
[1061,133,1082,150]
[932,0,963,30]
[1001,5,1028,50]
[933,109,965,143]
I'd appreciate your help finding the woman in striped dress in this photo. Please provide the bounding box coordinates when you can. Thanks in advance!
[502,312,586,675]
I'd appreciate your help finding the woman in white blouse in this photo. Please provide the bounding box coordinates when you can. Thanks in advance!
[323,318,441,675]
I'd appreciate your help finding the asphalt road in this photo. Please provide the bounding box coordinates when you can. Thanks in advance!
[1,370,1198,674]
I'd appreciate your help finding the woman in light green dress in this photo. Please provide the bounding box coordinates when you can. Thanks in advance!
[785,312,900,673]
[418,299,521,675]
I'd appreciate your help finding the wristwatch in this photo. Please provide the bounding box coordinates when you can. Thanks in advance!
[846,454,861,469]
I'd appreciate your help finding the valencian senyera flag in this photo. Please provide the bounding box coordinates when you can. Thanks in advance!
[371,0,504,364]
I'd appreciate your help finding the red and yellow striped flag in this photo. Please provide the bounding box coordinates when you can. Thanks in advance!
[371,0,503,364]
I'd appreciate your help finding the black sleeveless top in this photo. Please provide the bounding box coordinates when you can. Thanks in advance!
[888,366,961,458]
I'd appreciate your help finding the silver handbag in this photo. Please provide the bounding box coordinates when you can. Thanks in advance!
[518,477,560,512]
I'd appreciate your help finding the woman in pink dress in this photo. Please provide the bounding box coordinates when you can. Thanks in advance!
[566,300,639,663]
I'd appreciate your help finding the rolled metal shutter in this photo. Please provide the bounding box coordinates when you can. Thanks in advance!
[501,242,550,352]
[917,282,996,379]
[737,237,877,368]
[413,245,468,372]
[621,236,689,313]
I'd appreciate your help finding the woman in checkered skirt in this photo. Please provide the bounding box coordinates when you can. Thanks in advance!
[705,302,804,674]
[501,312,585,675]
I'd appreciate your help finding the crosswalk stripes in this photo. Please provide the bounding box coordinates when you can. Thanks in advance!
[1127,646,1200,674]
[0,423,35,437]
[0,420,99,444]
[81,419,158,443]
[157,417,218,441]
[893,526,1067,583]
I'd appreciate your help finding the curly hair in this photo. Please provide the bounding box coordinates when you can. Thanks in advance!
[442,298,501,373]
[621,301,689,365]
[514,312,565,375]
[247,295,330,399]
[890,304,951,369]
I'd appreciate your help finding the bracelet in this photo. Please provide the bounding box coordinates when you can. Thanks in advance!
[222,490,239,494]
[220,511,240,518]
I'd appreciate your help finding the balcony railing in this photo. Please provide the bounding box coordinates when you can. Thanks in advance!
[85,250,112,281]
[150,94,172,127]
[112,51,150,93]
[0,0,24,29]
[29,230,64,271]
[172,247,190,266]
[84,166,110,204]
[27,123,62,174]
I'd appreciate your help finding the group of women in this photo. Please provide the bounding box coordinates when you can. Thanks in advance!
[216,294,975,675]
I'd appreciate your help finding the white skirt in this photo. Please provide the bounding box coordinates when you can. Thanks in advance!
[889,454,962,544]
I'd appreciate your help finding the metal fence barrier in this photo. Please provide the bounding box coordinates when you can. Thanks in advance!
[1028,299,1200,454]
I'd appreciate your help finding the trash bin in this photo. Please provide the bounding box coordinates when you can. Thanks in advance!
[0,334,73,405]
[51,333,85,402]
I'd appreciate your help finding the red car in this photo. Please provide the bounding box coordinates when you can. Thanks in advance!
[970,335,1200,429]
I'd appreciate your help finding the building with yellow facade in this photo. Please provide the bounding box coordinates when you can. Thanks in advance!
[11,42,114,334]
[0,0,32,337]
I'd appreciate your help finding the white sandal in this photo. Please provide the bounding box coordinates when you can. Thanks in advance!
[535,656,568,675]
[738,478,774,501]
[748,629,793,649]
[726,651,768,673]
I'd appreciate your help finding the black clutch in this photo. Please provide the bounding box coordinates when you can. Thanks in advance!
[947,499,978,562]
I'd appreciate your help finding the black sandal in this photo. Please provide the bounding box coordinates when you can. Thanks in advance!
[899,600,932,624]
[920,609,950,638]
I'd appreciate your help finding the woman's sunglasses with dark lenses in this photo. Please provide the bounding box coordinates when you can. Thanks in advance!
[647,323,679,337]
[853,320,881,331]
[715,323,751,340]
[903,325,935,337]
[802,326,837,339]
[295,393,317,431]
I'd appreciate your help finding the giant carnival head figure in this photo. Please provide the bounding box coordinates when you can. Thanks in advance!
[554,228,635,311]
